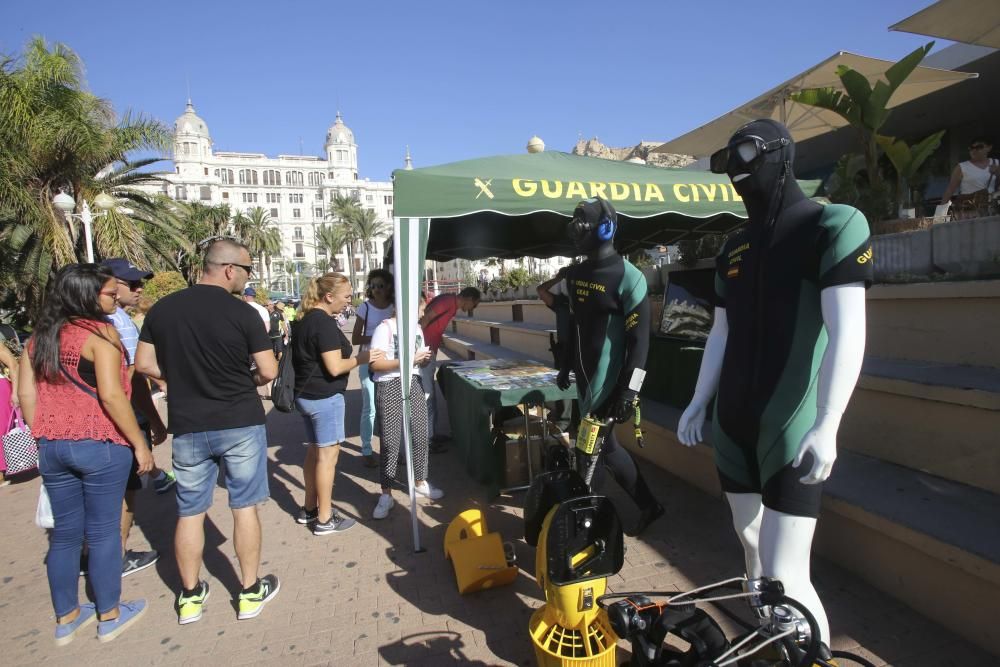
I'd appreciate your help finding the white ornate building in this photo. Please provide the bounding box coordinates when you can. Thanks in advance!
[145,101,398,295]
[148,102,571,297]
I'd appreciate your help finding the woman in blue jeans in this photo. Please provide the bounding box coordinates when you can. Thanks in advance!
[293,273,383,535]
[18,264,153,645]
[351,269,394,468]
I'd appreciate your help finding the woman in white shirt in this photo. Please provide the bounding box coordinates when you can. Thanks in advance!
[941,137,999,219]
[351,269,394,468]
[368,300,440,519]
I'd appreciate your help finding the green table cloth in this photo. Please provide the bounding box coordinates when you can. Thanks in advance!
[439,360,577,496]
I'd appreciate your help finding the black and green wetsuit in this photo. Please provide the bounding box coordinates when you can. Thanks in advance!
[556,253,658,515]
[564,254,650,417]
[713,202,873,516]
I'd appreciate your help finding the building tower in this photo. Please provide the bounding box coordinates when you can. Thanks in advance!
[324,111,358,184]
[173,99,212,180]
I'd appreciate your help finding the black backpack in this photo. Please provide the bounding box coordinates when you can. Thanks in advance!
[271,345,296,412]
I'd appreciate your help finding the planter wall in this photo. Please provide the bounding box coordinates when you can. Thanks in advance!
[872,215,1000,279]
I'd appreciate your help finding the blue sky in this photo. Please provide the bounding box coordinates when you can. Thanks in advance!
[2,0,944,180]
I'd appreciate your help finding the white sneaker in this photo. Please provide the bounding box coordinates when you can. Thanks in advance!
[372,493,395,519]
[414,481,444,500]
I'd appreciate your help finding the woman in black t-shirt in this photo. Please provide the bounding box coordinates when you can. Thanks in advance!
[291,273,383,535]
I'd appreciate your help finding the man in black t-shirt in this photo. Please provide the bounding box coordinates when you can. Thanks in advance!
[136,239,281,625]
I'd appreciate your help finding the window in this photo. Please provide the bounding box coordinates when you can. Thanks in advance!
[366,194,373,203]
[204,167,209,176]
[175,186,187,199]
[263,169,281,186]
[288,193,303,204]
[239,169,258,185]
[270,208,278,218]
[241,193,258,203]
[315,191,323,201]
[388,208,393,218]
[384,195,393,205]
[314,207,323,218]
[287,171,304,187]
[223,192,230,200]
[295,243,305,258]
[308,172,324,186]
[293,208,301,219]
[200,186,211,200]
[294,227,303,240]
[317,246,327,256]
[335,149,348,162]
[215,169,234,184]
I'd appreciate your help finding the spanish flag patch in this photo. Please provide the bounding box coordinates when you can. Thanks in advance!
[727,266,740,278]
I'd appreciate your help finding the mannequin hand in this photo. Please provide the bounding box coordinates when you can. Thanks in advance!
[793,413,840,484]
[677,402,707,447]
[556,368,571,390]
[610,390,637,424]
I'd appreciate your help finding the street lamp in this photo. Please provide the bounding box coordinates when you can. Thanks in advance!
[52,191,116,263]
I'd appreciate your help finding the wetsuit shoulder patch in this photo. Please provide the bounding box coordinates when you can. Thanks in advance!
[817,204,874,288]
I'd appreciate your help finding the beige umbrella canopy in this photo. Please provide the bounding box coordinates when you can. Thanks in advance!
[890,0,1000,49]
[653,51,977,158]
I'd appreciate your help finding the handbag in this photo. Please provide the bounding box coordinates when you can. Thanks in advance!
[953,162,997,215]
[2,408,39,476]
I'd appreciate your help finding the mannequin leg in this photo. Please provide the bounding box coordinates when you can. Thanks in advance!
[724,492,764,579]
[758,508,830,645]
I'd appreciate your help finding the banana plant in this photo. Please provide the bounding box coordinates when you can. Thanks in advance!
[790,42,935,194]
[876,130,946,212]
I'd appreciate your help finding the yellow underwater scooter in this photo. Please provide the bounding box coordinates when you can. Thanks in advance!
[524,464,625,667]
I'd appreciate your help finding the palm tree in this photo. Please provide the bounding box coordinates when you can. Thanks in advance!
[171,202,233,283]
[235,206,282,291]
[327,193,362,290]
[349,207,390,279]
[313,223,344,271]
[0,37,173,315]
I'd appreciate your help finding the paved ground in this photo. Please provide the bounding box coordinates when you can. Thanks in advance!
[0,350,994,666]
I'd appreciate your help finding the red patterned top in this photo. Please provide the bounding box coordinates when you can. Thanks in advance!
[31,320,132,445]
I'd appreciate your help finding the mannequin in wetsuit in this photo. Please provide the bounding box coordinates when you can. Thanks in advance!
[547,197,664,537]
[677,119,872,653]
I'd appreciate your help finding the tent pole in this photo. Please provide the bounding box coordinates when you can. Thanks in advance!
[401,387,423,553]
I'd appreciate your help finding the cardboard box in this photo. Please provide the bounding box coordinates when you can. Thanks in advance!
[504,435,544,486]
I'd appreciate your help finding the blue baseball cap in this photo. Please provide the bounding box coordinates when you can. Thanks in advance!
[244,286,256,297]
[101,258,153,282]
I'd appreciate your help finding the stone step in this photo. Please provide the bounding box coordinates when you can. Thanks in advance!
[842,357,1000,494]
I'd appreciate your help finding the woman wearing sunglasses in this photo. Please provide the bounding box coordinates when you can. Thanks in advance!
[18,264,152,645]
[351,269,394,468]
[940,137,998,219]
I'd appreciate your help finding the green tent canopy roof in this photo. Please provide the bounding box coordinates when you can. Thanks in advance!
[392,151,820,260]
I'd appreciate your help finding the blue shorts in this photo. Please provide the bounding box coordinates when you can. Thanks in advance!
[171,425,269,517]
[295,394,346,447]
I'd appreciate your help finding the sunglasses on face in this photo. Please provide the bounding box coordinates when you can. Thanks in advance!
[209,260,254,276]
[709,135,789,174]
[970,143,988,150]
[369,283,387,290]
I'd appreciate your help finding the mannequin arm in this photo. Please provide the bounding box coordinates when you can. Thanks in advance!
[677,308,728,446]
[794,283,866,483]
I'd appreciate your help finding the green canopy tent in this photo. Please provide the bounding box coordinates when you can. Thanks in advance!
[391,151,812,260]
[388,150,819,551]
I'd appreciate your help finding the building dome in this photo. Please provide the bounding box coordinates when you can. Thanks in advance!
[527,135,545,153]
[174,99,210,138]
[325,111,355,146]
